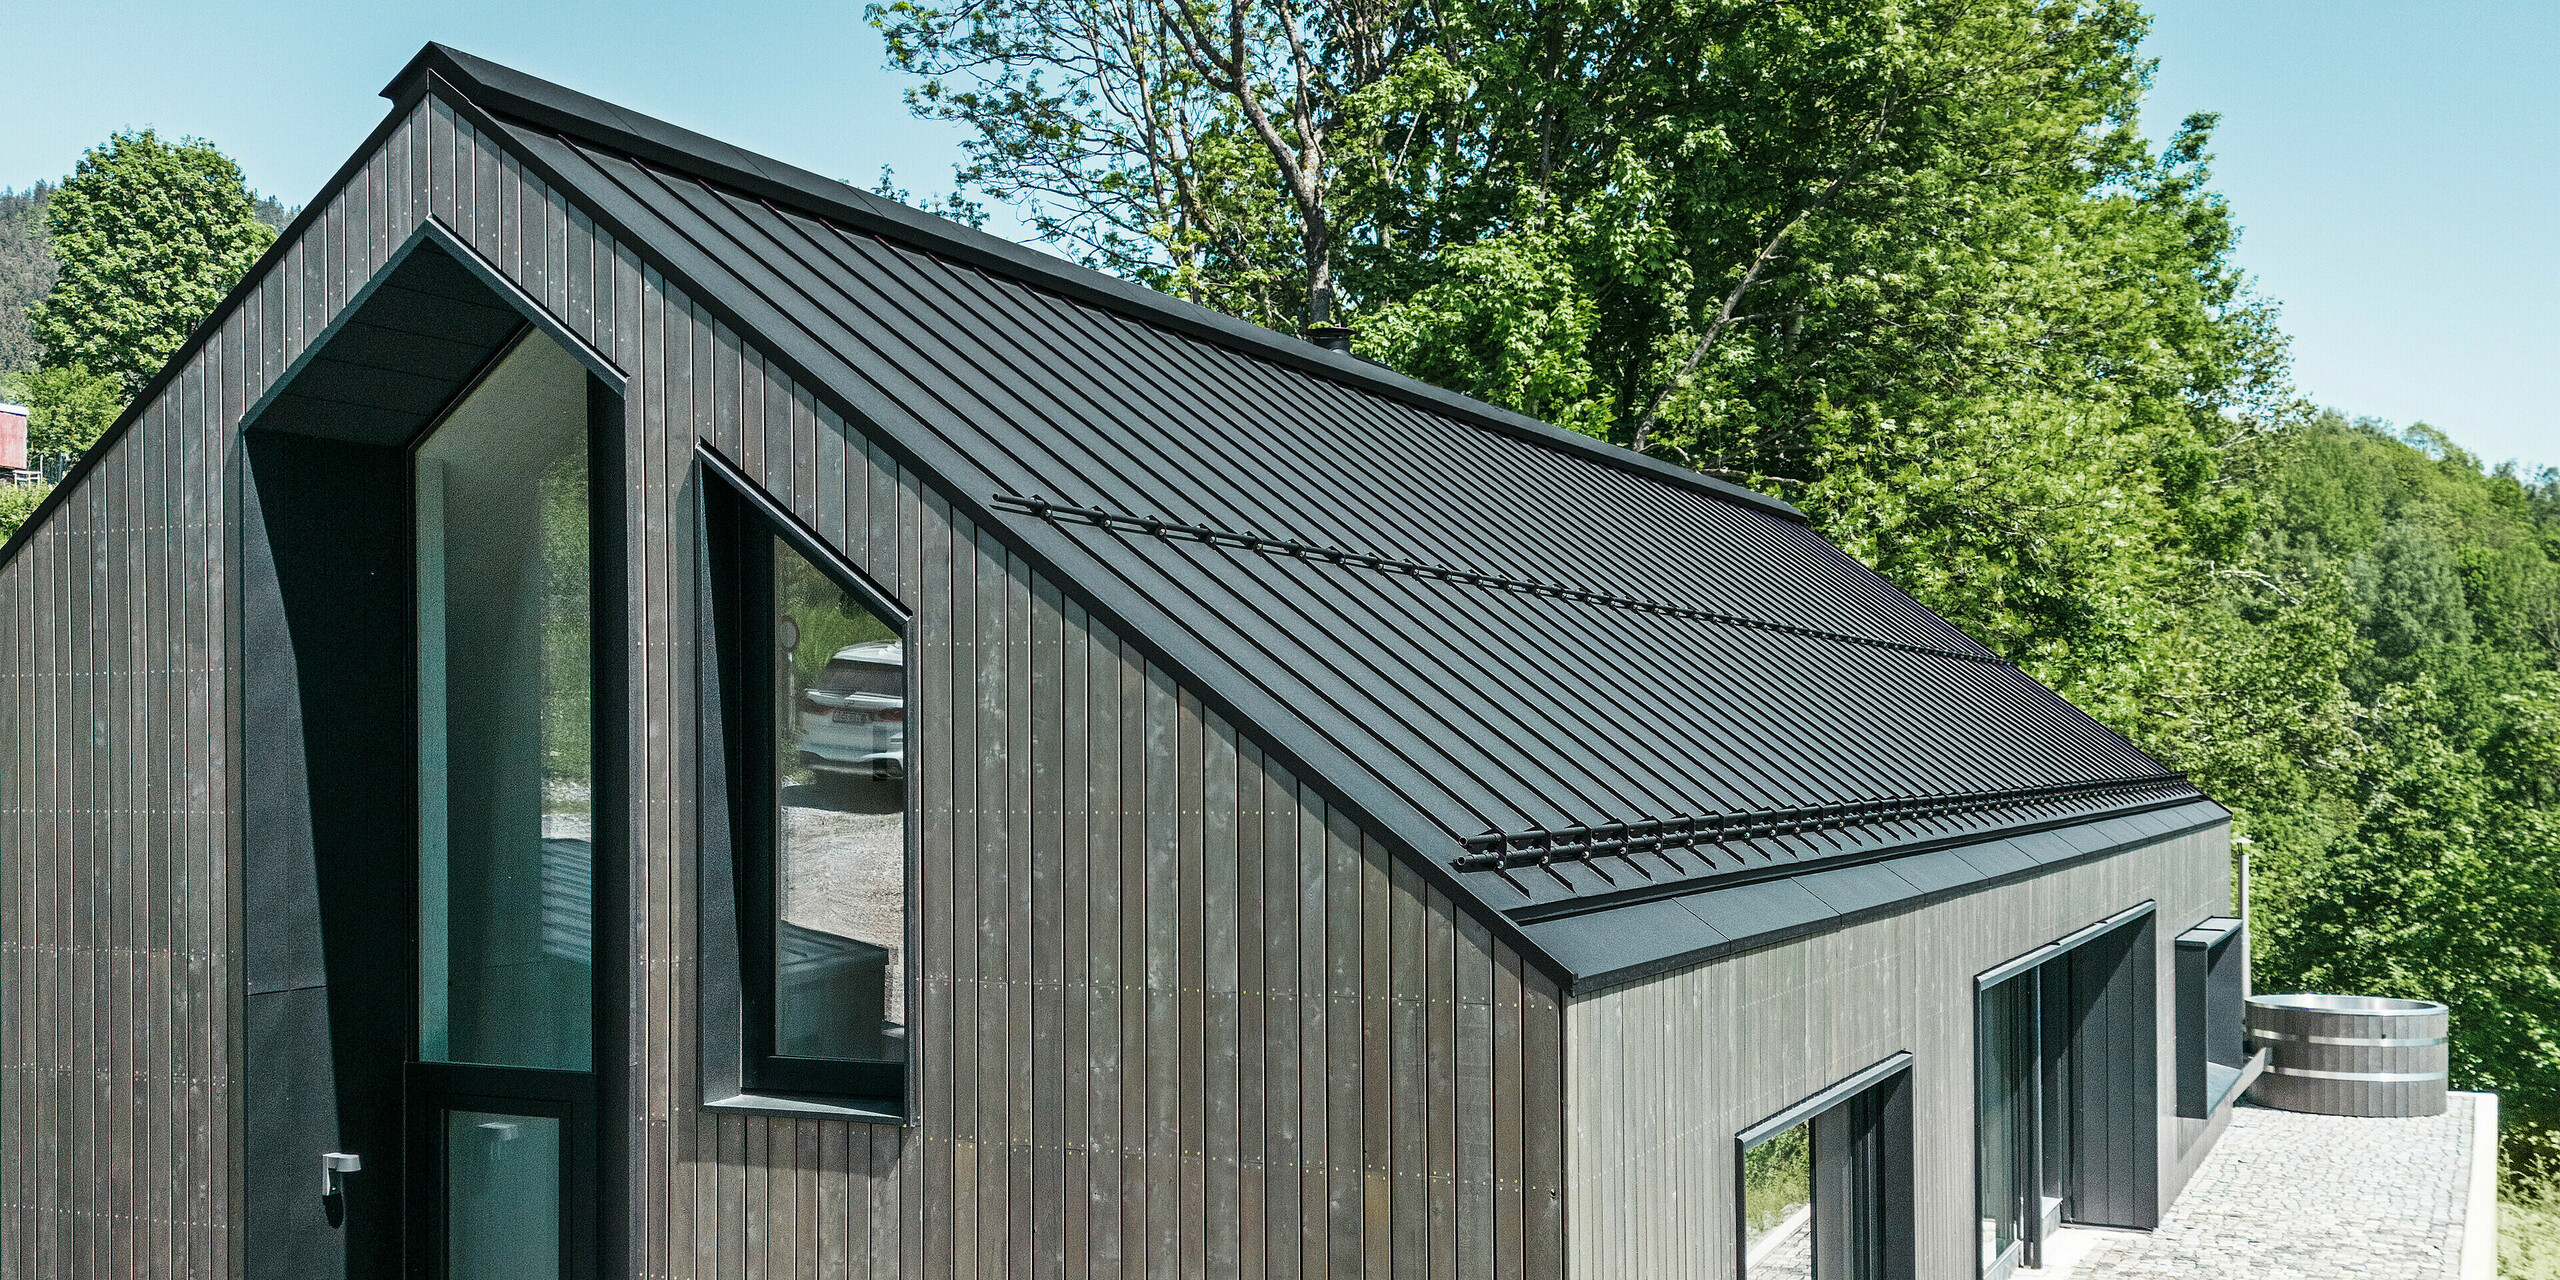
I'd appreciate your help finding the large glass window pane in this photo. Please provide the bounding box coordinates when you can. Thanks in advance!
[1744,1121,1814,1280]
[770,535,905,1064]
[444,1109,562,1280]
[417,335,593,1072]
[1977,972,2037,1274]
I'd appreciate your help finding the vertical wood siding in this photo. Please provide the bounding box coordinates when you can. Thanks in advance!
[1562,825,2228,1280]
[1,92,1566,1278]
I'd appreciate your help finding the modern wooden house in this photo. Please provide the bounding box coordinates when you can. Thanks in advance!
[0,45,2257,1280]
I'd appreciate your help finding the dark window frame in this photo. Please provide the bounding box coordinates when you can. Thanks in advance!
[697,446,916,1120]
[404,1061,601,1280]
[1733,1052,1916,1280]
[2175,916,2247,1120]
[398,312,630,1280]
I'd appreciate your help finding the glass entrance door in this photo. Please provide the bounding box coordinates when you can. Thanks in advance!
[410,332,605,1279]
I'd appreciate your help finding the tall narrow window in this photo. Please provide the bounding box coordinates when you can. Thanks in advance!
[411,326,608,1280]
[417,333,596,1073]
[703,461,911,1109]
[1976,971,2038,1278]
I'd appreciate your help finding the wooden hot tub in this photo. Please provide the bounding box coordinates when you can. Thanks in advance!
[2245,993,2448,1117]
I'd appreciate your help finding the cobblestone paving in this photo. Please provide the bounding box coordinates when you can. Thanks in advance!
[2074,1096,2475,1278]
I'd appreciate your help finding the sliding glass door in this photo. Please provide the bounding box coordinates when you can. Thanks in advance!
[1977,904,2161,1278]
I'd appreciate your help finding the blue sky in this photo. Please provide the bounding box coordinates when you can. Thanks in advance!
[3,1,2551,468]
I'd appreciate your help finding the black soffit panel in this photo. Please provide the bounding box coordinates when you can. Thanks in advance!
[387,45,2222,988]
[242,223,622,445]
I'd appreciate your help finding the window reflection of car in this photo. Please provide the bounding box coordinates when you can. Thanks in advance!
[796,640,904,782]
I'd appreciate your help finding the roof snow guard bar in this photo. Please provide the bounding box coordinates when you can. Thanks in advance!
[1452,773,2194,873]
[994,492,2015,668]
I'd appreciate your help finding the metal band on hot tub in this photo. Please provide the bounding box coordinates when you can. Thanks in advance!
[2250,1029,2448,1049]
[2260,1064,2448,1083]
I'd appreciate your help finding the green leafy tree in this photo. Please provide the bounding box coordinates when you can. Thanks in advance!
[871,0,1423,328]
[30,130,276,395]
[0,479,51,543]
[2352,521,2475,672]
[0,365,123,459]
[2258,675,2560,1131]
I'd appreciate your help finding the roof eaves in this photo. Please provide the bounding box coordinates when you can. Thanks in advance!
[383,41,1808,526]
[1530,795,2233,994]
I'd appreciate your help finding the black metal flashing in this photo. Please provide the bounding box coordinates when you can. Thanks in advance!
[2176,916,2244,949]
[1524,798,2220,991]
[1738,1051,1915,1148]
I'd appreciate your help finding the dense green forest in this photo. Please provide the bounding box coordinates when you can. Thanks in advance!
[0,185,56,378]
[3,1,2552,1260]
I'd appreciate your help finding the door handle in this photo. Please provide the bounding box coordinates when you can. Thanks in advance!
[321,1152,362,1198]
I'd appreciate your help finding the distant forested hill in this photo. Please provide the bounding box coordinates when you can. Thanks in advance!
[0,184,57,377]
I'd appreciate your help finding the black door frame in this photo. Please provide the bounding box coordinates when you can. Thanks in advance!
[1734,1052,1918,1280]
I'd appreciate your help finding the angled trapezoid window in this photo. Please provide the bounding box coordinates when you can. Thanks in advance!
[701,457,912,1112]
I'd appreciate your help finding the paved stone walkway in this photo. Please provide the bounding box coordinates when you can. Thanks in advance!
[2071,1097,2476,1278]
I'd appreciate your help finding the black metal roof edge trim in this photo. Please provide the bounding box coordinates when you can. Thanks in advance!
[1739,1050,1915,1148]
[996,492,2010,666]
[380,42,1808,526]
[435,87,1585,985]
[1511,786,2218,927]
[1557,798,2231,995]
[0,74,440,574]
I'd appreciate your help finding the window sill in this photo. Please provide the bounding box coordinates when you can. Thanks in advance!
[703,1090,908,1125]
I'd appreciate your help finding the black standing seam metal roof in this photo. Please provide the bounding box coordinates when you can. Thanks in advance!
[4,43,2220,994]
[404,45,2225,989]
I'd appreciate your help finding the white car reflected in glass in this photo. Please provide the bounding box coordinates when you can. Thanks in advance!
[795,640,904,784]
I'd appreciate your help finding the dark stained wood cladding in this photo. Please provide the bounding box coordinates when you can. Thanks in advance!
[1,174,244,1280]
[0,93,1565,1277]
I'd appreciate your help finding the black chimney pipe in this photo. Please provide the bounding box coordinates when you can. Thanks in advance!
[1301,324,1353,354]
